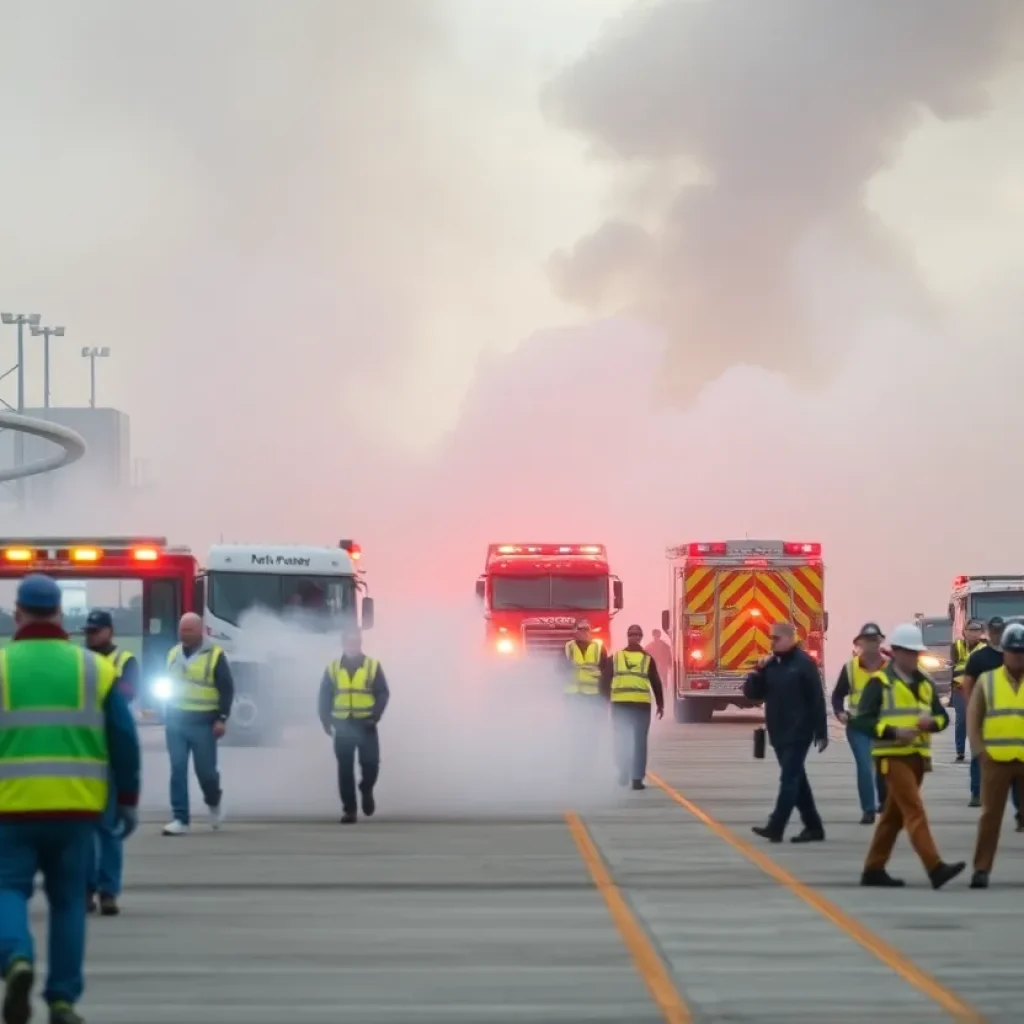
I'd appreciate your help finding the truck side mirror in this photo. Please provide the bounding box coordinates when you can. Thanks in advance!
[823,611,829,633]
[361,596,375,630]
[475,578,485,600]
[661,608,670,632]
[192,575,205,616]
[612,580,624,610]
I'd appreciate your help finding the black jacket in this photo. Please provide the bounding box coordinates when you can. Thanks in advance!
[743,646,826,748]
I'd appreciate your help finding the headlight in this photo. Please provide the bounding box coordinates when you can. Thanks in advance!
[495,637,516,655]
[919,655,943,670]
[150,676,173,702]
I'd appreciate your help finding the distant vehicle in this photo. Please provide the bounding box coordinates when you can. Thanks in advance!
[949,575,1024,630]
[475,543,623,658]
[913,613,953,695]
[662,540,827,723]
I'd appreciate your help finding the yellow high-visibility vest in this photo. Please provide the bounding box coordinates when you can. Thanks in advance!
[872,667,934,760]
[166,643,224,714]
[980,666,1024,762]
[106,649,132,677]
[610,650,652,705]
[953,639,986,682]
[564,640,602,696]
[329,656,379,720]
[0,641,115,812]
[846,657,887,710]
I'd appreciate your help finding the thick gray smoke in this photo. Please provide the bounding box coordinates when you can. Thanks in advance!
[544,0,1024,404]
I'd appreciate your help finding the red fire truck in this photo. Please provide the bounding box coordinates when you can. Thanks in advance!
[475,543,623,657]
[0,536,199,716]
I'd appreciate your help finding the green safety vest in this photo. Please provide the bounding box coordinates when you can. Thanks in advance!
[872,666,935,760]
[980,666,1024,762]
[845,656,888,710]
[166,643,224,714]
[329,656,379,720]
[0,640,115,812]
[952,639,986,682]
[565,640,603,696]
[610,650,652,705]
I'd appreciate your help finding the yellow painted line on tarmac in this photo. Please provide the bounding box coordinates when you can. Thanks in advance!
[648,773,986,1024]
[564,811,692,1024]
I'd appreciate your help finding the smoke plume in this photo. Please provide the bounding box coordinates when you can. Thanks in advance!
[544,0,1024,404]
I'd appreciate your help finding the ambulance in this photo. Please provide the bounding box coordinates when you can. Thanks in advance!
[662,540,827,723]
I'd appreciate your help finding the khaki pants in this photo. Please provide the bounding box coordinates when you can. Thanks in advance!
[973,757,1024,873]
[864,755,941,874]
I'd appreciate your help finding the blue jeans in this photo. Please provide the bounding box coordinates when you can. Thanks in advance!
[86,787,123,896]
[166,716,222,824]
[612,703,651,781]
[768,739,823,834]
[847,725,887,814]
[0,819,92,1005]
[949,689,967,758]
[971,756,1022,817]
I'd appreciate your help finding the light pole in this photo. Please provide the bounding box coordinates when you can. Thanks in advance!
[80,346,110,408]
[31,323,65,409]
[1,311,42,505]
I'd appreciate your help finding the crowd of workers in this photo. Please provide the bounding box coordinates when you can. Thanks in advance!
[747,614,1024,893]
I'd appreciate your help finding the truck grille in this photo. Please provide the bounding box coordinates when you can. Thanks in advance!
[521,625,574,655]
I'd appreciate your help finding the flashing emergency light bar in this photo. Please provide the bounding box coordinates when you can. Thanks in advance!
[684,541,821,557]
[490,543,606,557]
[0,537,177,565]
[339,539,362,561]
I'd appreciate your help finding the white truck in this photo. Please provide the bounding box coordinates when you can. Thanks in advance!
[193,540,374,746]
[949,574,1024,635]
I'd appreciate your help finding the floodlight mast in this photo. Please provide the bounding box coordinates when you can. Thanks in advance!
[31,323,65,408]
[80,346,111,409]
[1,312,42,506]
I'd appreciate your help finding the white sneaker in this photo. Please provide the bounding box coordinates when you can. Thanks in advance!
[208,804,225,830]
[162,819,189,836]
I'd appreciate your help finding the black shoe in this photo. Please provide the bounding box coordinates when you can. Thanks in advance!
[790,828,825,844]
[969,796,981,808]
[860,869,905,887]
[360,788,376,818]
[3,959,34,1024]
[859,812,875,825]
[98,893,119,917]
[970,870,989,889]
[85,892,97,915]
[751,825,783,843]
[340,812,357,824]
[930,861,966,890]
[631,780,646,791]
[47,1003,84,1024]
[955,754,965,763]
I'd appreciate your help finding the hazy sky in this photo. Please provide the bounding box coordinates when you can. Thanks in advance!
[3,0,1024,647]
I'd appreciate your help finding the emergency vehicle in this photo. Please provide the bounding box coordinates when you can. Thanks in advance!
[192,539,373,746]
[475,543,623,658]
[0,536,199,718]
[949,575,1024,636]
[662,540,827,723]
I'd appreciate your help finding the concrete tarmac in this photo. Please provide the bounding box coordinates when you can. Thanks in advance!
[29,716,1017,1022]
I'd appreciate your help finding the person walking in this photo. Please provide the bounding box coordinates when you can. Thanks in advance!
[161,612,234,836]
[82,609,139,917]
[318,625,390,824]
[744,621,828,843]
[852,622,965,889]
[968,622,1024,888]
[830,623,889,824]
[0,575,140,1024]
[644,628,672,685]
[601,625,664,789]
[950,619,986,762]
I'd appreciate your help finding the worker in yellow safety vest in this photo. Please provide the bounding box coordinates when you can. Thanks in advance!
[968,622,1024,888]
[601,624,664,790]
[851,622,965,890]
[161,612,234,837]
[950,618,986,762]
[564,619,611,696]
[318,624,391,824]
[0,574,140,1024]
[830,623,889,824]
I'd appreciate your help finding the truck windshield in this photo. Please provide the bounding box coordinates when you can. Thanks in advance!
[919,620,952,646]
[208,572,357,626]
[971,592,1024,622]
[491,575,607,611]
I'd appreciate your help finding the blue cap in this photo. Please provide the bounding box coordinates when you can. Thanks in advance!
[84,609,114,631]
[15,574,62,613]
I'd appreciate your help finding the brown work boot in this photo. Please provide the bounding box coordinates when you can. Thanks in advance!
[929,861,966,890]
[98,893,119,917]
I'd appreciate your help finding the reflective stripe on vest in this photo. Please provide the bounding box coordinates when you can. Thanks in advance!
[953,639,985,680]
[106,649,131,677]
[981,666,1024,762]
[330,657,379,720]
[565,640,602,696]
[610,650,651,704]
[166,643,223,713]
[846,657,887,710]
[872,667,933,759]
[0,641,115,812]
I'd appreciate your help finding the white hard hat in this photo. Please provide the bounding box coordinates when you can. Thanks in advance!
[889,622,927,652]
